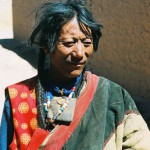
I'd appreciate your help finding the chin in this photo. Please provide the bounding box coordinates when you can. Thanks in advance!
[67,69,83,78]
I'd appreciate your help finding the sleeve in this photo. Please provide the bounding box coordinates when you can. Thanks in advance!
[122,90,150,150]
[0,94,14,150]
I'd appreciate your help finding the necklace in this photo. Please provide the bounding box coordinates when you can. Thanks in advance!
[43,73,82,125]
[45,87,76,124]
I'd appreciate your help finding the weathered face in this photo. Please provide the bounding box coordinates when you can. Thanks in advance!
[50,17,93,81]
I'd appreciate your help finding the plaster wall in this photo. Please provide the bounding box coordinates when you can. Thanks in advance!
[13,0,150,99]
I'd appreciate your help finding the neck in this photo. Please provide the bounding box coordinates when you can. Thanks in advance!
[47,69,76,85]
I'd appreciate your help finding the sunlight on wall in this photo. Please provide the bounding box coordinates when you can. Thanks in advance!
[0,0,13,39]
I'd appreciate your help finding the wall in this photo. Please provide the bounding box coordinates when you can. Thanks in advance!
[13,0,150,99]
[89,0,150,99]
[13,0,44,41]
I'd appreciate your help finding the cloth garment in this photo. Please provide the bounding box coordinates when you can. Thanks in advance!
[0,71,150,150]
[32,72,150,150]
[7,78,38,150]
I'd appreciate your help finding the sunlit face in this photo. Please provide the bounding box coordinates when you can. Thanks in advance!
[49,17,93,81]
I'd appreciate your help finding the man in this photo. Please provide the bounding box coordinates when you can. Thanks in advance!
[0,0,150,149]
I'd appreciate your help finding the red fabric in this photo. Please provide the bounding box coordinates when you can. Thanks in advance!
[42,72,99,150]
[27,128,49,150]
[8,78,38,150]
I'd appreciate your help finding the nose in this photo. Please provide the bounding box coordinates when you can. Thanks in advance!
[72,40,84,58]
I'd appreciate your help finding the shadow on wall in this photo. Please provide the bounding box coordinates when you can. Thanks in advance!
[133,96,150,129]
[0,39,38,69]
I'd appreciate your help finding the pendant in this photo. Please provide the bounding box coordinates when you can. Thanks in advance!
[59,89,64,96]
[57,96,67,105]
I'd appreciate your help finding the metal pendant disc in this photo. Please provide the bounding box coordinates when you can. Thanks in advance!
[57,97,66,105]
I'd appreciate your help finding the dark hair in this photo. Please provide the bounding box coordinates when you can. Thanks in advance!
[29,0,102,52]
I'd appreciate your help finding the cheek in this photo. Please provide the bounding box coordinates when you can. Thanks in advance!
[86,45,93,57]
[56,44,70,56]
[50,50,67,67]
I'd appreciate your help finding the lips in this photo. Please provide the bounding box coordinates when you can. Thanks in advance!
[66,60,86,66]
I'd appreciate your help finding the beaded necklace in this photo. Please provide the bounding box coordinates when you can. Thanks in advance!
[43,73,82,124]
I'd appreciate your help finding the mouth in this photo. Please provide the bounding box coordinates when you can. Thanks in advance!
[65,55,86,68]
[65,61,86,68]
[66,60,85,65]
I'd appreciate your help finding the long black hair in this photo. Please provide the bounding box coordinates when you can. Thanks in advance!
[29,0,103,129]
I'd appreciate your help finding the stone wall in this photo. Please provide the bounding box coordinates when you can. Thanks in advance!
[13,0,150,99]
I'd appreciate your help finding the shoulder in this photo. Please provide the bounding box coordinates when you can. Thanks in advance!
[5,76,38,108]
[97,75,131,100]
[84,71,131,99]
[92,74,123,92]
[87,71,122,89]
[91,74,138,110]
[5,76,38,100]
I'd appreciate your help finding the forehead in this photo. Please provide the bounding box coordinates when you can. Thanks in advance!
[59,17,91,38]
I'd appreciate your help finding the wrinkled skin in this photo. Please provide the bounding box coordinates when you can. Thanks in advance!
[48,17,93,83]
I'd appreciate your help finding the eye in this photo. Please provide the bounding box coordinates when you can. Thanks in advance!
[82,39,93,47]
[62,41,75,47]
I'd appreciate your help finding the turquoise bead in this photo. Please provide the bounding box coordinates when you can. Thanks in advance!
[44,106,48,112]
[47,96,51,100]
[60,107,64,111]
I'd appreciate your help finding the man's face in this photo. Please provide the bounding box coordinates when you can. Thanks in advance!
[50,17,93,80]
